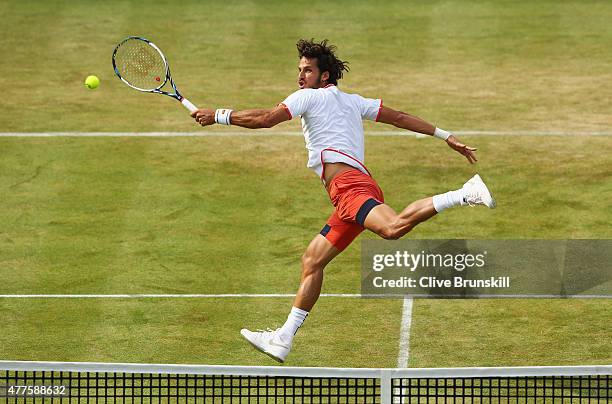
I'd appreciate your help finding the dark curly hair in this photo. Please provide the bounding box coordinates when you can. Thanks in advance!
[296,39,349,85]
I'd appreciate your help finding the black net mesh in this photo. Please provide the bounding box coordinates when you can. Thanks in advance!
[393,375,610,403]
[1,370,380,403]
[1,365,609,403]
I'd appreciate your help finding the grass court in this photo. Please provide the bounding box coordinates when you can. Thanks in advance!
[0,0,610,368]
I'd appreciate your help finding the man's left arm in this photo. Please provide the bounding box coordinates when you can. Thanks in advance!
[376,105,478,164]
[191,105,291,129]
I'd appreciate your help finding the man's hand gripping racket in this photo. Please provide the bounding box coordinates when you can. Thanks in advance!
[112,36,198,113]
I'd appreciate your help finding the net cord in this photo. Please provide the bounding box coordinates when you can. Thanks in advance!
[0,361,609,379]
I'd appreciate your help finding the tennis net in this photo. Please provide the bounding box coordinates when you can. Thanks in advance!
[0,361,609,403]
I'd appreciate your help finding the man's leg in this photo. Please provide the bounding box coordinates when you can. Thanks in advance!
[241,214,360,362]
[364,197,437,240]
[364,174,496,240]
[240,232,346,362]
[270,233,346,348]
[265,235,341,355]
[293,234,342,311]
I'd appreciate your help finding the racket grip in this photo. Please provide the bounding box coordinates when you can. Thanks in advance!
[181,98,199,113]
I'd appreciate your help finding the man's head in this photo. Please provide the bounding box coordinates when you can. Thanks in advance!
[296,39,349,89]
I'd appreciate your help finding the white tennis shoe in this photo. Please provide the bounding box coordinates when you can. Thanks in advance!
[240,328,292,363]
[462,174,496,208]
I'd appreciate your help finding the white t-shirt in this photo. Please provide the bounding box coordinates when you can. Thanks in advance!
[280,84,382,178]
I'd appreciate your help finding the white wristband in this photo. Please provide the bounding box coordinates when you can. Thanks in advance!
[215,109,233,125]
[433,127,452,140]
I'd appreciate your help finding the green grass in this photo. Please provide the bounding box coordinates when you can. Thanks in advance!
[0,297,402,367]
[0,0,610,369]
[0,136,610,367]
[1,0,611,132]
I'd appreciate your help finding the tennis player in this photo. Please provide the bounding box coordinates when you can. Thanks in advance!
[191,39,496,363]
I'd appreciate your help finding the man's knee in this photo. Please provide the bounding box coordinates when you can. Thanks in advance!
[365,206,406,240]
[378,219,412,240]
[301,251,326,273]
[379,225,400,240]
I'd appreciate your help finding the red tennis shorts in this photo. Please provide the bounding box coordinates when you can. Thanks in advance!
[320,169,385,251]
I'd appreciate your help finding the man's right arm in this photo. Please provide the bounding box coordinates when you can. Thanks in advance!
[228,106,291,129]
[191,105,291,129]
[376,105,478,164]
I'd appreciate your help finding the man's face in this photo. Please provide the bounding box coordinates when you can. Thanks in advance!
[298,57,328,89]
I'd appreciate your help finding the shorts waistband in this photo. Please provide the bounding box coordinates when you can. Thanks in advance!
[328,168,366,186]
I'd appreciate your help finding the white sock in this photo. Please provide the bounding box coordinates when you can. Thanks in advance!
[432,188,466,212]
[277,306,309,341]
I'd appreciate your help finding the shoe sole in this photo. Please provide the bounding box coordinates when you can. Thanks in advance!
[473,174,497,208]
[240,330,285,363]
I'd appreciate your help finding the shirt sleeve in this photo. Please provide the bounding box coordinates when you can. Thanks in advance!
[280,89,317,118]
[358,95,383,121]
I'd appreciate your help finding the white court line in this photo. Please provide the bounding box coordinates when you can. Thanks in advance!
[396,298,413,368]
[2,293,607,298]
[0,130,611,137]
[0,293,363,298]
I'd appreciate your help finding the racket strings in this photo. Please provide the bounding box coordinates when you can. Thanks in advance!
[115,39,167,91]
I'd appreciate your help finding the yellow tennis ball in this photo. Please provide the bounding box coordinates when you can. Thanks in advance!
[85,75,100,89]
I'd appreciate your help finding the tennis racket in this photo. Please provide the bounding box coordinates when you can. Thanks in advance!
[112,36,198,112]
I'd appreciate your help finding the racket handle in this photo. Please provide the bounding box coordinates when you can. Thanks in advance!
[181,98,198,113]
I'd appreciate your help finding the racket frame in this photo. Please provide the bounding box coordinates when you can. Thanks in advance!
[112,36,198,112]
